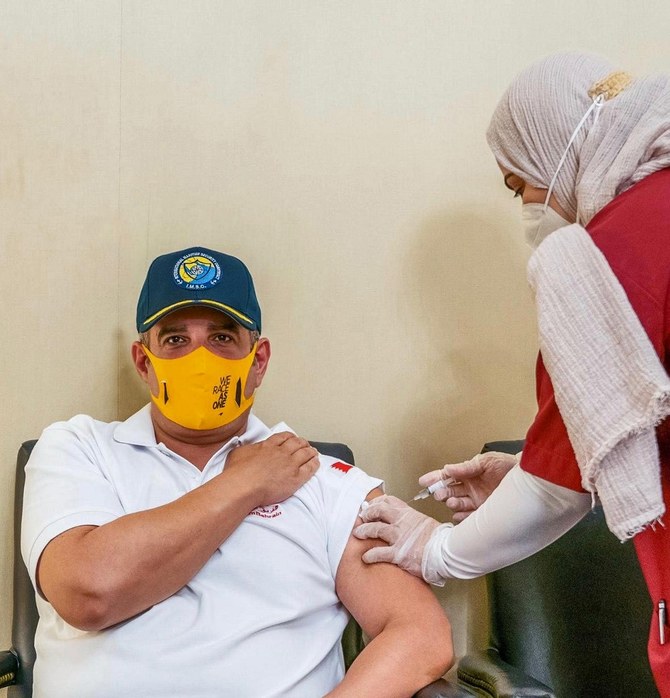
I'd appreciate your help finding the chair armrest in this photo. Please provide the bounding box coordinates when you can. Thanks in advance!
[415,677,479,697]
[457,649,554,698]
[0,649,18,688]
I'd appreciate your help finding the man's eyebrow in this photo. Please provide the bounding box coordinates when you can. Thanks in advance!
[208,320,241,334]
[156,324,187,340]
[208,314,240,329]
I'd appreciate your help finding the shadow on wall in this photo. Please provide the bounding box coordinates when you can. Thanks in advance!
[117,327,149,419]
[391,208,537,496]
[386,207,537,659]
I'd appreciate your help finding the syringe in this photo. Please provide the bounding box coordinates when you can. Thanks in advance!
[409,477,457,503]
[357,477,459,514]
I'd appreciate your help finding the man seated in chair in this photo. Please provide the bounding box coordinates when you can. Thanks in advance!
[21,246,453,698]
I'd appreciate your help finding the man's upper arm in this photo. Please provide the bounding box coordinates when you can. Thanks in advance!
[334,487,450,640]
[22,425,122,589]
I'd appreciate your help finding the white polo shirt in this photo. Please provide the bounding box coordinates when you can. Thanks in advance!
[22,407,382,698]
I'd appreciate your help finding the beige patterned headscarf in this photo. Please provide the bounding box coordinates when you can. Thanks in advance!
[487,52,670,540]
[487,52,670,223]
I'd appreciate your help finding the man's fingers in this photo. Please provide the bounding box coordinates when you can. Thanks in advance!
[266,431,297,446]
[293,445,319,465]
[361,545,395,565]
[283,435,312,455]
[267,432,316,458]
[275,435,318,465]
[300,453,321,477]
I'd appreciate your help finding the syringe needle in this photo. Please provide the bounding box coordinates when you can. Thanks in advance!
[407,477,458,504]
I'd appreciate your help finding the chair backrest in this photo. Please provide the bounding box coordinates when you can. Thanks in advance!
[9,438,360,698]
[482,440,658,697]
[11,441,38,698]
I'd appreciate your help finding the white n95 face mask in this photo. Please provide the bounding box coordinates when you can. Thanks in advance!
[522,203,571,249]
[519,93,606,250]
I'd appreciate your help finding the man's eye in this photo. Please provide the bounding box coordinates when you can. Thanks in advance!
[165,336,185,345]
[214,334,232,343]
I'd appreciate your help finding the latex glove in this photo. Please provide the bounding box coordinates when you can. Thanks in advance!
[420,451,519,523]
[353,495,441,579]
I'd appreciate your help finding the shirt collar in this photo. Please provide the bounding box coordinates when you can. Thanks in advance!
[113,404,157,447]
[113,405,276,449]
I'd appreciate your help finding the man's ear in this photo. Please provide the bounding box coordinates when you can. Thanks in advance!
[131,341,151,384]
[246,337,271,396]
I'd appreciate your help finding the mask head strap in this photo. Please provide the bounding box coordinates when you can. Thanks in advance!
[542,93,605,216]
[542,70,633,221]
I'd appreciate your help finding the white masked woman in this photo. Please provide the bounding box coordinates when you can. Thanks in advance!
[354,52,670,693]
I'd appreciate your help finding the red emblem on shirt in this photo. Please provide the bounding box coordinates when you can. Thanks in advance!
[331,461,352,474]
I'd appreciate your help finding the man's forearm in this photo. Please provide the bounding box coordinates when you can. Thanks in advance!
[326,621,452,698]
[38,468,258,630]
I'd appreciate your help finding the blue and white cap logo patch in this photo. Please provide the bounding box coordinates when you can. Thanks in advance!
[173,252,221,290]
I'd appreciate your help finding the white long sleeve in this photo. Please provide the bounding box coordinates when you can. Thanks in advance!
[422,465,592,582]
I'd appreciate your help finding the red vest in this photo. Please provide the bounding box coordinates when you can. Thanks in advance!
[521,169,670,694]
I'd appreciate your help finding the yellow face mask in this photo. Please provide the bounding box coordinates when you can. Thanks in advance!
[143,344,258,430]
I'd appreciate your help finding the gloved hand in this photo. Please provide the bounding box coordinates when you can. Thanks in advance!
[420,451,519,522]
[353,495,441,579]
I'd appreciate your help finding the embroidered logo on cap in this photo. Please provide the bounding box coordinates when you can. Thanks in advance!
[173,252,221,290]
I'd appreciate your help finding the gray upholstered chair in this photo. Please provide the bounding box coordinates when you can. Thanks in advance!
[454,440,658,698]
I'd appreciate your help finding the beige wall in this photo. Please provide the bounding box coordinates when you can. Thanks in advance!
[3,0,670,683]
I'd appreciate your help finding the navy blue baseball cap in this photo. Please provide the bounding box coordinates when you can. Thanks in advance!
[136,247,261,332]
